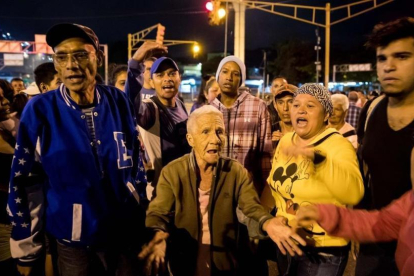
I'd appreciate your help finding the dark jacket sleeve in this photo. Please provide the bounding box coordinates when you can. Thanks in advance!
[145,167,176,232]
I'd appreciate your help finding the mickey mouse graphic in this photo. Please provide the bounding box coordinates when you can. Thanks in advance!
[269,158,311,215]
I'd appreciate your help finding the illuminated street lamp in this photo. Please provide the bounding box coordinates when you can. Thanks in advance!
[192,44,200,58]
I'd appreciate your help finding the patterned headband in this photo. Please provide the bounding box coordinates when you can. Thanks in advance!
[294,83,333,116]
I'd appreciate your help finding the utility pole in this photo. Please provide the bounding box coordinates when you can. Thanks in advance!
[233,1,245,62]
[325,3,331,87]
[262,50,266,96]
[315,28,321,83]
[224,1,229,57]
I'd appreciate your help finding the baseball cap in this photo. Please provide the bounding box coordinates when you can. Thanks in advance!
[274,84,298,98]
[46,23,100,51]
[20,82,40,96]
[150,57,179,78]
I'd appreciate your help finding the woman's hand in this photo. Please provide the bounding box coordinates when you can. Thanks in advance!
[138,231,169,276]
[263,216,306,256]
[296,204,320,227]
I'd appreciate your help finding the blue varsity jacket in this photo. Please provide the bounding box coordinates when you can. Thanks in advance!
[7,84,144,265]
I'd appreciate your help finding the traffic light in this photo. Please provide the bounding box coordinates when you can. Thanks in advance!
[206,1,226,26]
[156,24,165,45]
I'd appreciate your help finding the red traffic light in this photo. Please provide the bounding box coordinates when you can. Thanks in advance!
[206,2,213,11]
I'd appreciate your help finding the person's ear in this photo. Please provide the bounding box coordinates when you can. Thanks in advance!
[324,112,330,123]
[150,79,155,89]
[186,133,194,147]
[40,83,48,93]
[96,50,104,67]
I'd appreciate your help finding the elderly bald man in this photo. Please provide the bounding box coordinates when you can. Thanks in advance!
[138,105,305,276]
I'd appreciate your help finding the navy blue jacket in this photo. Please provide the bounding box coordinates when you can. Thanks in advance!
[7,84,142,265]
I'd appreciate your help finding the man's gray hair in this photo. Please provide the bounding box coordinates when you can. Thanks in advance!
[187,105,224,134]
[331,94,349,112]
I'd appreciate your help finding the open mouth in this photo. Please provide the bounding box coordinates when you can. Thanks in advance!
[296,117,308,127]
[207,149,219,154]
[67,75,85,82]
[223,83,233,89]
[162,85,175,90]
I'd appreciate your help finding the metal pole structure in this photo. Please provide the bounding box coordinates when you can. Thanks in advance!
[315,28,321,83]
[233,1,246,62]
[128,34,132,60]
[262,50,266,96]
[224,1,229,57]
[324,3,331,88]
[102,44,109,85]
[333,65,336,83]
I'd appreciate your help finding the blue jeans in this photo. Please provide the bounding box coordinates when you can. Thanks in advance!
[278,245,349,276]
[56,241,141,276]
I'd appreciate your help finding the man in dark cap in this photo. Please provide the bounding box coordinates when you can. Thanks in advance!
[125,42,191,196]
[7,23,145,276]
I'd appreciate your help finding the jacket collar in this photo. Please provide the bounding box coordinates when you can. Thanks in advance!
[59,83,101,110]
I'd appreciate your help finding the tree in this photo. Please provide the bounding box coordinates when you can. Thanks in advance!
[268,39,315,85]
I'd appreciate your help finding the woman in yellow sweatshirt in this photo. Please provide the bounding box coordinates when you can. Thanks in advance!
[262,83,364,276]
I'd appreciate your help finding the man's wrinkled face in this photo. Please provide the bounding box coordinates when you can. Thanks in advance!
[271,78,287,96]
[275,94,293,124]
[114,71,127,92]
[328,103,347,125]
[218,61,241,95]
[53,37,99,95]
[187,113,226,167]
[376,37,414,97]
[12,81,25,95]
[151,64,181,101]
[143,60,154,88]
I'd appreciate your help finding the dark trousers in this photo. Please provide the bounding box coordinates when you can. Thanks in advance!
[56,241,142,276]
[278,245,349,276]
[355,243,399,276]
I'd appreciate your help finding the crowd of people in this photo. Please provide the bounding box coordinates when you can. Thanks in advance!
[0,16,413,276]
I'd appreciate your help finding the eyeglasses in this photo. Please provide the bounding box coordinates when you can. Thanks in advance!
[52,51,95,67]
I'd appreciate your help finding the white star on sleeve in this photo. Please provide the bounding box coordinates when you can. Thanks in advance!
[15,171,22,177]
[21,222,28,228]
[15,144,19,150]
[18,158,26,165]
[15,197,22,204]
[17,211,23,217]
[139,167,144,171]
[11,221,16,226]
[24,148,30,154]
[13,186,18,191]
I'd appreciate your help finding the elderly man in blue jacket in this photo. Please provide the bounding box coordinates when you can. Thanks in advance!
[7,23,145,276]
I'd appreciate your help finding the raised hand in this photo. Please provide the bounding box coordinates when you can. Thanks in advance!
[132,41,168,62]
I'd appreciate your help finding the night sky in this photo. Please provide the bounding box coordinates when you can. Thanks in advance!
[1,0,413,63]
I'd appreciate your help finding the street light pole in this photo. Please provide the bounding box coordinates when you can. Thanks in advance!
[315,28,321,83]
[325,3,331,87]
[224,1,229,57]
